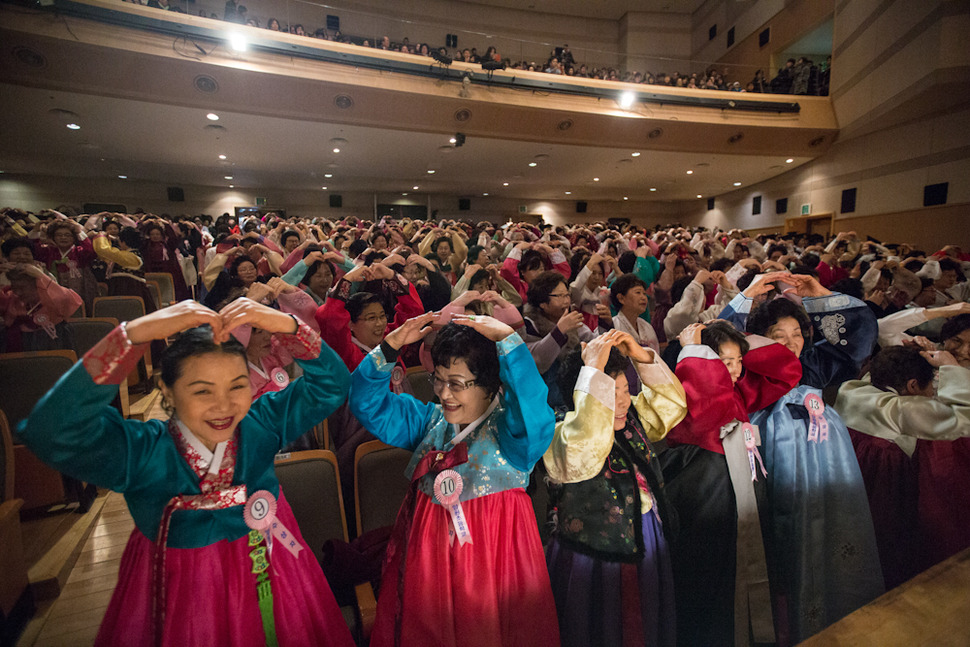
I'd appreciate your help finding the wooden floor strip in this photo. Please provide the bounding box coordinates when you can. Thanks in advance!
[19,491,132,646]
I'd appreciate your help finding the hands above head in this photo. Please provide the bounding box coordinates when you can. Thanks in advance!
[742,271,791,299]
[451,313,515,342]
[920,349,959,367]
[580,330,621,371]
[464,263,483,278]
[678,322,706,347]
[383,312,437,350]
[780,273,831,298]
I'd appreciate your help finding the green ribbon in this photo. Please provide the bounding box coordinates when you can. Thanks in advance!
[249,530,279,647]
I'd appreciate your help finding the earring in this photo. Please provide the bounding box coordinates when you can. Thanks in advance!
[161,395,175,418]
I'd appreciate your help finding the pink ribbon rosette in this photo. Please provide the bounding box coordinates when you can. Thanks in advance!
[434,469,473,547]
[804,393,829,443]
[244,490,303,558]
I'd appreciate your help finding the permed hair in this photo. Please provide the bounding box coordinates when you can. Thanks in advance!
[701,320,750,356]
[745,296,812,344]
[430,323,502,399]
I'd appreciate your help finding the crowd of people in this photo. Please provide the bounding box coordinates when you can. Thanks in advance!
[123,0,832,96]
[4,204,967,646]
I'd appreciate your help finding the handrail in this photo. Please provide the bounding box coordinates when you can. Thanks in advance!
[44,0,801,114]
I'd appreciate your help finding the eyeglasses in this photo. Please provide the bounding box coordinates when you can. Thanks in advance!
[358,313,387,324]
[429,374,477,393]
[548,291,571,299]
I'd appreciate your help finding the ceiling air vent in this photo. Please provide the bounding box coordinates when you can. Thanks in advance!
[557,119,573,131]
[334,95,353,109]
[454,108,472,122]
[728,132,744,144]
[194,75,219,93]
[13,46,47,68]
[648,128,662,139]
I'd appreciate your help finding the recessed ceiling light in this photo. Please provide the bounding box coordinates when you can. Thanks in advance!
[218,154,227,160]
[321,186,327,190]
[631,152,641,157]
[118,175,127,179]
[225,175,233,179]
[623,196,628,200]
[332,148,341,154]
[412,185,419,190]
[482,193,489,196]
[66,123,81,130]
[786,158,794,163]
[528,162,537,167]
[427,170,436,174]
[696,194,703,198]
[733,182,742,186]
[324,173,333,178]
[618,91,636,109]
[207,113,219,121]
[593,177,600,182]
[650,188,657,192]
[449,137,457,144]
[503,182,509,186]
[229,184,234,188]
[228,33,248,52]
[402,192,408,196]
[565,191,572,195]
[686,170,693,175]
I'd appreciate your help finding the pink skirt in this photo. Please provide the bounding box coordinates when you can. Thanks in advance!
[371,488,559,647]
[95,493,354,647]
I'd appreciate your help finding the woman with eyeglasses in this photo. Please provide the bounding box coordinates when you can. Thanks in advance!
[349,313,559,647]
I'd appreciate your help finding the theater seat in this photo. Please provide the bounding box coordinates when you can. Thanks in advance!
[354,440,412,537]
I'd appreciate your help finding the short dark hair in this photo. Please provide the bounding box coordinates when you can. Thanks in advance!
[870,346,933,393]
[280,230,300,247]
[518,249,544,278]
[1,237,33,258]
[701,320,749,356]
[557,346,629,408]
[416,270,452,312]
[159,326,246,388]
[431,323,502,399]
[939,257,962,276]
[941,314,970,342]
[345,292,384,323]
[746,297,812,342]
[466,244,486,265]
[229,255,257,278]
[610,273,648,309]
[670,275,694,305]
[348,238,368,258]
[829,278,864,300]
[119,227,142,250]
[527,271,567,308]
[766,243,788,259]
[710,257,734,273]
[617,250,637,274]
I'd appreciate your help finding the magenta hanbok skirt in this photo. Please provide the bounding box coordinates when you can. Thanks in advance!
[95,493,354,647]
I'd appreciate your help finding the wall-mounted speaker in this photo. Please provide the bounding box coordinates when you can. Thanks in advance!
[706,197,715,211]
[923,182,948,207]
[841,188,857,214]
[776,198,788,214]
[329,194,342,208]
[752,195,762,215]
[758,27,770,47]
[326,15,339,31]
[576,201,587,213]
[167,187,185,202]
[458,198,471,211]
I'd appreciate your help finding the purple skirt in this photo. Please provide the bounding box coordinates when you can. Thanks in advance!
[546,511,676,647]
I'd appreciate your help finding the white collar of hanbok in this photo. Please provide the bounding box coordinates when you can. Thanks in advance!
[352,336,374,353]
[448,396,499,447]
[174,417,228,477]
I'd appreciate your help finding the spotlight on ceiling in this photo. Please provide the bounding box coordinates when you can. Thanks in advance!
[618,91,636,109]
[482,60,506,71]
[431,50,453,65]
[228,33,248,52]
[453,133,466,148]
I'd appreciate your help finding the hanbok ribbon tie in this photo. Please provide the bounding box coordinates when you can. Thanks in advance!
[804,393,829,443]
[720,420,775,645]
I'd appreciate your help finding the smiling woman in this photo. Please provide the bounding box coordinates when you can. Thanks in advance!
[16,299,355,647]
[348,313,560,647]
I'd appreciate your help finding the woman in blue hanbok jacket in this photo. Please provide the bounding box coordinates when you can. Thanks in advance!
[719,271,884,644]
